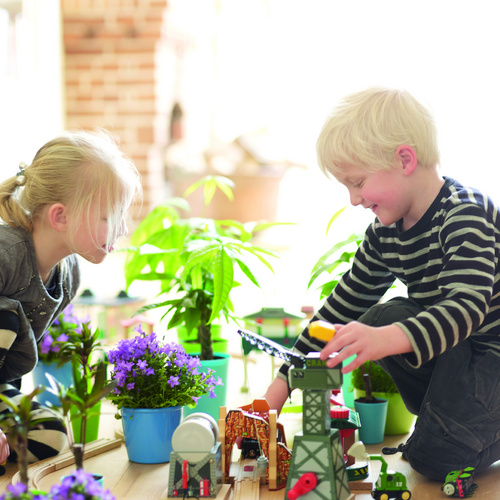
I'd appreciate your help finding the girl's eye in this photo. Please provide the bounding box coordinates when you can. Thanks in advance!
[353,181,363,188]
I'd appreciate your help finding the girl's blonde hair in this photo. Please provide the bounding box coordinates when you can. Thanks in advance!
[316,87,440,177]
[0,129,142,249]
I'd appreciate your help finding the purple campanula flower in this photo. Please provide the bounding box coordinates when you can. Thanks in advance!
[168,375,179,388]
[137,359,148,370]
[40,335,53,354]
[56,333,69,343]
[6,483,28,495]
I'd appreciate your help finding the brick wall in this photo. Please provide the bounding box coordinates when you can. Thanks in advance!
[61,0,170,214]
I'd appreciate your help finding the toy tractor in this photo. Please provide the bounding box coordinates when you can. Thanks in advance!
[441,467,478,497]
[348,442,411,500]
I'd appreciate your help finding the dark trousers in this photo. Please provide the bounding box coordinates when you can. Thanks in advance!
[358,297,500,481]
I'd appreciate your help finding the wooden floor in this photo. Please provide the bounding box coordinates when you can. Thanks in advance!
[1,347,500,498]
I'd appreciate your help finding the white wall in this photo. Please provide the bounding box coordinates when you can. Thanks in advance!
[0,0,64,177]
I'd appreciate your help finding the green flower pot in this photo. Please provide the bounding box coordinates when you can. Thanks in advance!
[183,352,230,421]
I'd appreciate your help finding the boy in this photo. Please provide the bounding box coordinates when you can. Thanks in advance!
[265,87,500,481]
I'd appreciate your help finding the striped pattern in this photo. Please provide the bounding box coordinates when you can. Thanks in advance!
[279,177,500,378]
[0,384,68,463]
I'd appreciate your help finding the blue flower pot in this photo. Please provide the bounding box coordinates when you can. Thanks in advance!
[121,406,183,463]
[32,362,73,407]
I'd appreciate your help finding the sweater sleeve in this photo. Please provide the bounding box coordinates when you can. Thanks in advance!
[0,310,20,373]
[396,203,497,367]
[277,225,396,380]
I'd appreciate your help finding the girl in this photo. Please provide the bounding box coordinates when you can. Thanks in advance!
[0,129,142,463]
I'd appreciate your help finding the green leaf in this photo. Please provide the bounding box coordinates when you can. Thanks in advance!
[325,206,347,235]
[209,247,233,323]
[234,257,259,287]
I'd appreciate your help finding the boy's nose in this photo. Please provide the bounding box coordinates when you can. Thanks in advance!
[349,191,363,206]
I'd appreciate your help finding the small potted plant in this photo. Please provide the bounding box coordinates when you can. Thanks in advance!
[47,469,115,500]
[351,362,415,436]
[34,305,88,406]
[106,326,221,464]
[0,471,115,500]
[0,387,48,488]
[47,322,113,472]
[350,362,388,444]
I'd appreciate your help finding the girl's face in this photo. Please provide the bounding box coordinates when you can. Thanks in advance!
[70,197,127,264]
[335,163,413,227]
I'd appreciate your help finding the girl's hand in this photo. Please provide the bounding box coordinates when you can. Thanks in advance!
[0,429,10,464]
[319,322,413,373]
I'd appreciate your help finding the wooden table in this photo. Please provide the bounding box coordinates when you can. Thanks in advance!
[2,433,500,499]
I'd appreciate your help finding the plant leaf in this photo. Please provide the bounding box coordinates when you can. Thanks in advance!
[209,246,234,323]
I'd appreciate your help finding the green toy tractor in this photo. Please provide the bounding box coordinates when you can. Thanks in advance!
[348,442,411,500]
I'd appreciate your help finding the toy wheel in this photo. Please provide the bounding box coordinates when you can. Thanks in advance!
[443,483,456,496]
[400,491,411,500]
[379,494,389,500]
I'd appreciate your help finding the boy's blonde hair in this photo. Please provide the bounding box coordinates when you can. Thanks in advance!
[316,87,440,177]
[0,129,142,249]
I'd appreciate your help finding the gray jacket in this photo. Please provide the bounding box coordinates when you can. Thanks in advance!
[0,225,80,382]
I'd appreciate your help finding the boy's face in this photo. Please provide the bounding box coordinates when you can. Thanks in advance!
[335,163,412,227]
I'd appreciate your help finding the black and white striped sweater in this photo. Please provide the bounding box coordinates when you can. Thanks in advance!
[279,177,500,379]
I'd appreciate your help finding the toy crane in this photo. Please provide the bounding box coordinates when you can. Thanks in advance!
[238,321,353,500]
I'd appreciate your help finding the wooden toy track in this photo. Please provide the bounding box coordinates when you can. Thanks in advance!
[11,438,122,490]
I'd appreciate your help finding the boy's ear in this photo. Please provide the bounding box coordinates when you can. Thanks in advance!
[47,203,69,232]
[395,145,417,175]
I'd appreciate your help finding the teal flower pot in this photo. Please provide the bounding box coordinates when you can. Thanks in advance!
[183,353,230,421]
[354,397,388,444]
[121,406,183,463]
[354,389,416,435]
[32,361,73,407]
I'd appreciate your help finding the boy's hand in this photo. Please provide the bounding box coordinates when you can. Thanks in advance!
[319,322,413,373]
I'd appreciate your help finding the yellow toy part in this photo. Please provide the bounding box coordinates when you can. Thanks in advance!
[308,320,336,342]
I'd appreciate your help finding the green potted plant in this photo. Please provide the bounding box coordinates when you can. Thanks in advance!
[124,175,283,361]
[351,362,415,436]
[123,175,287,417]
[106,327,220,463]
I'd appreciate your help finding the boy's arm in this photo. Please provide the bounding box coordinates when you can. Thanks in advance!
[263,376,290,414]
[319,322,413,373]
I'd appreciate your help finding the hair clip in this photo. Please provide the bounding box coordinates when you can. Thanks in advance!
[16,162,28,186]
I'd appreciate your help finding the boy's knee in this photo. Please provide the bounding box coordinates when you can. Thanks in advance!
[404,404,483,481]
[358,297,424,327]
